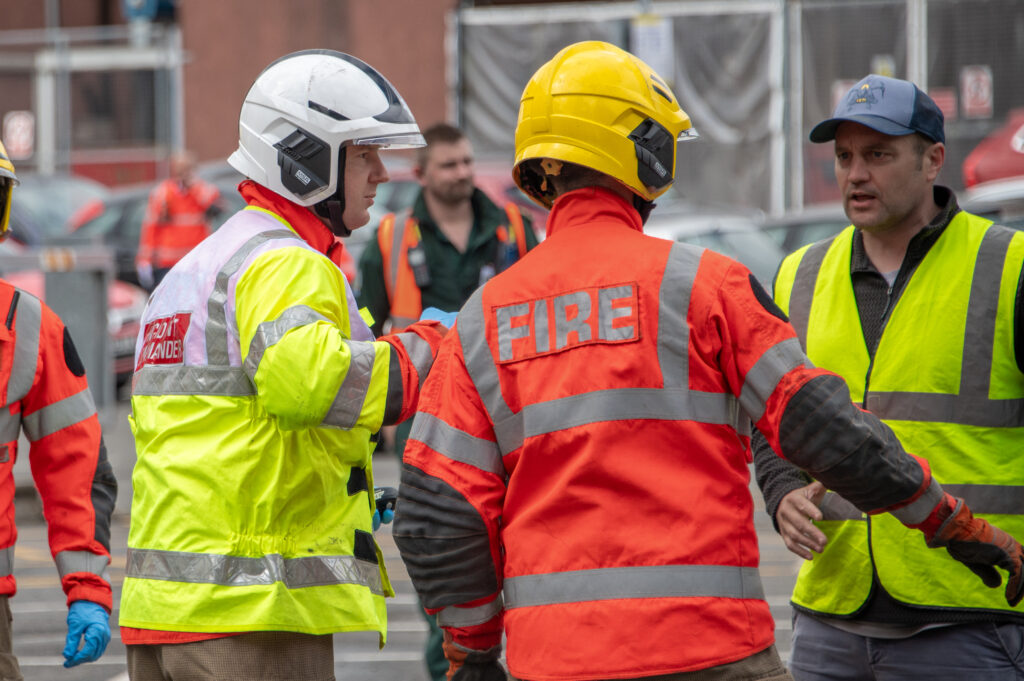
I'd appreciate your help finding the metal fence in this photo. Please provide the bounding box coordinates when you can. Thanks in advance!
[453,0,1024,215]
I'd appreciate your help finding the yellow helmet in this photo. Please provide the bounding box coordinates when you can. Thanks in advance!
[0,140,17,240]
[513,41,697,208]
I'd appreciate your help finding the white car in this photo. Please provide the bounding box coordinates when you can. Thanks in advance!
[643,203,786,288]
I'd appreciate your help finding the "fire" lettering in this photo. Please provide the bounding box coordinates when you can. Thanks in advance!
[493,283,640,363]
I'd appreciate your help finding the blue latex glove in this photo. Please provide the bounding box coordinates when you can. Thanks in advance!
[372,486,398,531]
[419,307,457,329]
[63,600,110,668]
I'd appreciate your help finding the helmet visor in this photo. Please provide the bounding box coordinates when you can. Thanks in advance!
[351,133,426,149]
[678,127,700,142]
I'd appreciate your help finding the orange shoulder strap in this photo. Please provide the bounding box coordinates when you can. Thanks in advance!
[378,209,422,331]
[503,203,528,259]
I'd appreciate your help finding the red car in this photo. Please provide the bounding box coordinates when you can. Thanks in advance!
[962,108,1024,188]
[0,240,148,392]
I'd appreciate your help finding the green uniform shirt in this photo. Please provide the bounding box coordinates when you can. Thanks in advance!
[357,187,538,337]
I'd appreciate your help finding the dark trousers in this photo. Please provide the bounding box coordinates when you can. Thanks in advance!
[790,610,1024,680]
[127,631,335,681]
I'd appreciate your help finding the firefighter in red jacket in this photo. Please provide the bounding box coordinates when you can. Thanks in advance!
[392,41,1024,681]
[0,140,117,677]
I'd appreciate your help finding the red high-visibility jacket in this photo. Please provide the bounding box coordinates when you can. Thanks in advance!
[137,178,221,270]
[394,187,945,681]
[0,280,116,610]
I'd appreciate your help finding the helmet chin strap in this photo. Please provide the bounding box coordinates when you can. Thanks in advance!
[314,147,350,237]
[632,194,656,225]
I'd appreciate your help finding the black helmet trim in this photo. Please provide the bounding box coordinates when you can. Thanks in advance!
[628,118,674,190]
[258,49,414,125]
[274,127,331,198]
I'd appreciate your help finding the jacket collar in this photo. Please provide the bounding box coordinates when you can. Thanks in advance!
[237,180,346,265]
[546,186,643,238]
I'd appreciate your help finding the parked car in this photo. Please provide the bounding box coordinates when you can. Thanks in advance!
[643,203,785,287]
[961,175,1024,230]
[962,108,1024,188]
[0,239,147,392]
[7,173,110,247]
[68,175,246,287]
[760,203,849,254]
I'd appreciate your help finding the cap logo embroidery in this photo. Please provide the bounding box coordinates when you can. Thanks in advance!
[850,81,884,108]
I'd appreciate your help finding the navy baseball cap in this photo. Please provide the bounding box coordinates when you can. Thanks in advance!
[810,74,945,144]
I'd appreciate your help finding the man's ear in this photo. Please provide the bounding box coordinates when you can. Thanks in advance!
[925,142,945,182]
[414,163,425,184]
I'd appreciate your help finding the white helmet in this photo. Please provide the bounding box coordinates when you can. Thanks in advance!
[228,49,424,233]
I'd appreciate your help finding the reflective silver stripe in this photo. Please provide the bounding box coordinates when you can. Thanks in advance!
[206,229,297,366]
[126,547,384,594]
[0,413,19,445]
[788,238,834,346]
[739,338,810,423]
[9,291,41,404]
[56,550,109,579]
[819,483,1024,521]
[132,365,255,396]
[392,331,436,390]
[503,565,764,609]
[436,597,504,627]
[794,226,1024,427]
[20,388,96,442]
[865,391,1024,427]
[492,388,743,454]
[459,288,515,438]
[819,492,865,521]
[322,339,377,429]
[409,412,504,478]
[890,478,946,525]
[940,484,1024,516]
[244,305,331,380]
[657,243,702,388]
[0,547,13,576]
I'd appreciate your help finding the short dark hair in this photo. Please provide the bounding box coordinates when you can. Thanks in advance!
[417,123,466,167]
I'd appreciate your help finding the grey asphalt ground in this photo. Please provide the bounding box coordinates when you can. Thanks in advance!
[9,399,802,681]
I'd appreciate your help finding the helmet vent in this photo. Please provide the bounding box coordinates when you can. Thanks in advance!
[308,100,349,121]
[652,85,672,103]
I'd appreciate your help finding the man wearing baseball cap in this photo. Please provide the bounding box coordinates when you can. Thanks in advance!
[753,74,1024,679]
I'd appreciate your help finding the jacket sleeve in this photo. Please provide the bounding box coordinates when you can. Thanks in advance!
[700,251,946,527]
[20,298,116,610]
[234,246,442,432]
[392,327,505,651]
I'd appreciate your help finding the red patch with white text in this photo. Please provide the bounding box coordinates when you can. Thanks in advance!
[136,313,191,371]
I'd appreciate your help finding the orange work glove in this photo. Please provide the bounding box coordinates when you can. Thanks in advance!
[926,496,1024,606]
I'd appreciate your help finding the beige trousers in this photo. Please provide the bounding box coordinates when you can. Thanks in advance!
[127,631,335,681]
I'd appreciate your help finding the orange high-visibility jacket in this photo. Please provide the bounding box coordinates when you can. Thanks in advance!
[394,187,944,681]
[0,281,116,610]
[137,178,221,269]
[376,203,528,331]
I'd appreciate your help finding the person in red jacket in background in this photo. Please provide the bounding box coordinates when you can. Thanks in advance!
[136,150,223,290]
[392,41,1024,681]
[0,140,117,678]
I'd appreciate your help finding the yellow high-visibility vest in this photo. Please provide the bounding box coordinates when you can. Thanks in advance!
[773,211,1024,615]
